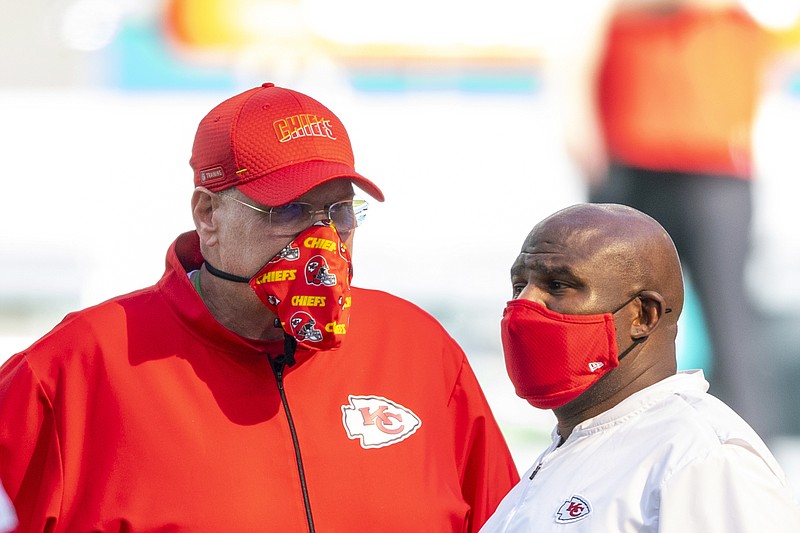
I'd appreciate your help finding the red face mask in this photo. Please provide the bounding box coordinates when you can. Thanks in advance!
[500,296,642,410]
[249,221,353,351]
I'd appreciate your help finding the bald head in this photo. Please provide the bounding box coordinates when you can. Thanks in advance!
[531,203,684,319]
[507,203,686,425]
[504,203,687,428]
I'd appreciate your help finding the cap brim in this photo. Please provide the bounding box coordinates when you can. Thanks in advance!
[237,160,385,206]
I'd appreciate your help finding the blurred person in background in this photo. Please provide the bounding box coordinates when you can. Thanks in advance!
[480,203,800,532]
[0,83,519,532]
[556,0,780,441]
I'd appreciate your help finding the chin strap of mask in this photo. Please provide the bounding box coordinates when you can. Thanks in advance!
[617,336,646,362]
[205,261,298,367]
[203,261,250,283]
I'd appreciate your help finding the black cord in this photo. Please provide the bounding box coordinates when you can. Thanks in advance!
[203,261,250,283]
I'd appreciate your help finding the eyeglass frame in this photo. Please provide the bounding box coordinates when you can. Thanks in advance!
[216,190,369,231]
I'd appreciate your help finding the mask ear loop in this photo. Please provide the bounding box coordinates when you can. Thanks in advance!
[613,291,672,361]
[612,291,646,361]
[204,260,251,283]
[617,337,646,361]
[611,291,644,314]
[203,265,299,366]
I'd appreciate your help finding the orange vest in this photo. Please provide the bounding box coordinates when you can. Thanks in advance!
[598,7,774,178]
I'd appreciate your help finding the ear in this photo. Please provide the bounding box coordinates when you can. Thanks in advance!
[630,290,668,339]
[192,187,219,248]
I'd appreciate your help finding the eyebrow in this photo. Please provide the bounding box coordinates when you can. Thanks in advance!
[512,253,577,279]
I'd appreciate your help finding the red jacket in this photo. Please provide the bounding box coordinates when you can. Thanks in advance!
[0,232,519,532]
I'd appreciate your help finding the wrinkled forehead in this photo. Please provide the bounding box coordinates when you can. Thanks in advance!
[512,218,616,273]
[524,217,609,255]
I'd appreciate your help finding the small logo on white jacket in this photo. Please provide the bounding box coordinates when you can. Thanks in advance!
[342,395,422,449]
[555,495,592,523]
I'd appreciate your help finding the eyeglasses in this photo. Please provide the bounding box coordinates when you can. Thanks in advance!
[217,191,369,232]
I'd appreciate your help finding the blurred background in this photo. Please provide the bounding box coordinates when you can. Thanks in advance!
[1,0,799,488]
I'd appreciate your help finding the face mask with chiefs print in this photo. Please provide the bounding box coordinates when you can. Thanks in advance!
[248,221,353,351]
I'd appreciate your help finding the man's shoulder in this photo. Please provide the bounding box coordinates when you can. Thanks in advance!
[623,384,769,471]
[349,286,462,349]
[352,286,430,314]
[17,284,164,362]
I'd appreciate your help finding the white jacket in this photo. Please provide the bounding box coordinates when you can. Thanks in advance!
[481,371,800,532]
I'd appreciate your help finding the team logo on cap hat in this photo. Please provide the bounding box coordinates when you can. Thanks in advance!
[273,114,336,143]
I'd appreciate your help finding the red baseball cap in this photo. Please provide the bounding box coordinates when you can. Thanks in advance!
[190,82,384,205]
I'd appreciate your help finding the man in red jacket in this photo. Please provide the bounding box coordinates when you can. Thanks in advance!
[0,83,519,532]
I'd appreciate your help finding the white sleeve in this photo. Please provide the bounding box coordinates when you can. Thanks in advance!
[658,444,800,532]
[0,482,17,533]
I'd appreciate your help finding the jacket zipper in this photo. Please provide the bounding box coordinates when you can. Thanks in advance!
[271,355,316,533]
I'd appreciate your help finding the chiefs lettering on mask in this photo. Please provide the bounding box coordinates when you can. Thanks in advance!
[250,221,353,351]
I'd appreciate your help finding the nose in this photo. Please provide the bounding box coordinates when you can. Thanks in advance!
[517,285,546,305]
[305,207,354,242]
[309,208,331,224]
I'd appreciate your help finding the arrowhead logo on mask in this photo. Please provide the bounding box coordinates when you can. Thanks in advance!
[250,221,353,351]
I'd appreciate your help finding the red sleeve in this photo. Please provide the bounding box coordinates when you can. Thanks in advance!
[0,353,63,531]
[450,356,520,533]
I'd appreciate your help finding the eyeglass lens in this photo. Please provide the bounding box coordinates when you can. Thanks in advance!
[270,200,368,231]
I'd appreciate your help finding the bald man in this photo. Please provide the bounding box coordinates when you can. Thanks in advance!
[480,204,800,532]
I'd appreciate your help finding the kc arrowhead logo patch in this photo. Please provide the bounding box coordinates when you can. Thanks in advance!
[555,494,592,523]
[342,395,422,449]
